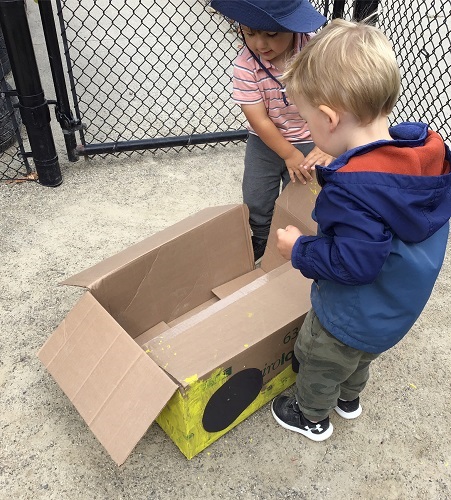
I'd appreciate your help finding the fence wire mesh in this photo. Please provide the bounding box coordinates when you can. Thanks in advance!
[1,0,450,179]
[379,0,450,139]
[0,26,31,183]
[56,0,450,157]
[56,0,247,154]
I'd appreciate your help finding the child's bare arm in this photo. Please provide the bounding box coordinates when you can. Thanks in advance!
[241,103,314,183]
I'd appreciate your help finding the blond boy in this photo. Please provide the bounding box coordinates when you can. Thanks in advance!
[272,19,451,441]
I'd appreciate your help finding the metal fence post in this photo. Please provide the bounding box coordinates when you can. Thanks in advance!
[0,0,62,186]
[332,0,346,19]
[353,0,379,22]
[37,0,79,163]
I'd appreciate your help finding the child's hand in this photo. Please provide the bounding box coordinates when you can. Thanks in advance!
[301,146,334,170]
[276,225,303,260]
[284,149,313,184]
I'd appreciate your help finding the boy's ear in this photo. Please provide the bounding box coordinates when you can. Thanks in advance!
[318,105,339,131]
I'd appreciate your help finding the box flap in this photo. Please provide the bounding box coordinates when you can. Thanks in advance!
[212,268,265,299]
[145,263,311,386]
[62,204,254,339]
[37,292,178,466]
[142,263,292,354]
[62,204,253,289]
[262,179,320,272]
[134,321,170,347]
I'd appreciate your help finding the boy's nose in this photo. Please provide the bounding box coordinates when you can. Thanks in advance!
[254,36,268,51]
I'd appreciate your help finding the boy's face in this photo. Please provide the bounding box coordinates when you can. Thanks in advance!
[294,93,345,158]
[241,25,294,66]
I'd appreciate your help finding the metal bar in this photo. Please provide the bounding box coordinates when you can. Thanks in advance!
[37,0,78,162]
[353,0,379,22]
[322,0,331,18]
[0,77,32,174]
[76,130,248,156]
[0,0,62,186]
[54,0,86,146]
[332,0,346,19]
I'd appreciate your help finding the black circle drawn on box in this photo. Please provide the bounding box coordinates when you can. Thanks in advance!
[202,368,263,433]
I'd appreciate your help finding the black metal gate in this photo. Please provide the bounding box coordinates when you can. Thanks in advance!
[0,24,33,182]
[0,0,450,183]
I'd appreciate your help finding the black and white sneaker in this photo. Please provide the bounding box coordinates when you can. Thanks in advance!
[334,397,362,419]
[271,396,333,442]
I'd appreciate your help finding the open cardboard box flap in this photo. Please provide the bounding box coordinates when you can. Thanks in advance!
[62,204,253,291]
[38,292,178,466]
[144,263,311,387]
[61,204,255,339]
[261,179,319,271]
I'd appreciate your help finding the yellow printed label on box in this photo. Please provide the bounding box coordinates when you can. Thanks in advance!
[156,365,296,459]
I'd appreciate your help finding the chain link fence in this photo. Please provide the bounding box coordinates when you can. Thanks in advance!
[379,0,450,139]
[58,0,450,153]
[0,26,32,183]
[56,0,247,155]
[1,0,450,180]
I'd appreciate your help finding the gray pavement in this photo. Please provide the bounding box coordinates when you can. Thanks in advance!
[1,2,450,499]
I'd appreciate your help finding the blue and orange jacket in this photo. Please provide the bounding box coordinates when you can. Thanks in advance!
[292,122,451,353]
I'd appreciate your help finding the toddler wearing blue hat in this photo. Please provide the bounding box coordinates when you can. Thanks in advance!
[210,0,332,261]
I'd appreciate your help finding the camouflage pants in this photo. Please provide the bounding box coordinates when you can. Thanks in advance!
[294,309,380,421]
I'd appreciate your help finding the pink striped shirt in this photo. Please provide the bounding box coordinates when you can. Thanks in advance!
[232,33,312,143]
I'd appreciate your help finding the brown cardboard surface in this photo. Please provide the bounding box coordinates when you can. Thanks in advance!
[62,205,250,289]
[219,314,307,385]
[168,298,219,327]
[212,268,265,299]
[262,180,319,271]
[145,266,311,387]
[141,262,292,353]
[38,292,178,466]
[63,205,254,339]
[134,321,170,347]
[38,186,318,464]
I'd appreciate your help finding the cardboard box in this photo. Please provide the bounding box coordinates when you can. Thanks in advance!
[37,180,319,465]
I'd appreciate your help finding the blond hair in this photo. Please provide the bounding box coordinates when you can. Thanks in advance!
[283,19,400,124]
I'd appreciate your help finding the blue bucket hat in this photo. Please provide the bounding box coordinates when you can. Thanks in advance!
[210,0,326,33]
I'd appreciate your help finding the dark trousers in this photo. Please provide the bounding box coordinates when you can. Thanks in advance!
[294,309,380,421]
[243,134,315,240]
